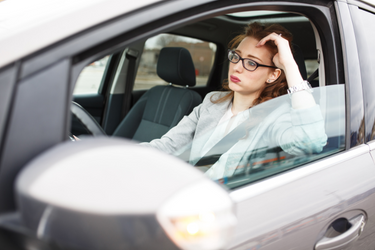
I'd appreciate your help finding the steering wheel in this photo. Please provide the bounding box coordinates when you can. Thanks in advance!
[71,102,106,136]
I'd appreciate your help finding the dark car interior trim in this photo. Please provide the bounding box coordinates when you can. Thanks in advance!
[0,59,70,212]
[0,64,18,154]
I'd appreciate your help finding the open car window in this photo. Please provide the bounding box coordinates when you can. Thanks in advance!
[175,85,345,189]
[74,55,110,95]
[134,33,217,90]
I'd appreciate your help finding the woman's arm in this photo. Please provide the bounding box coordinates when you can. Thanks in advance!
[257,33,316,109]
[143,92,219,154]
[269,104,328,155]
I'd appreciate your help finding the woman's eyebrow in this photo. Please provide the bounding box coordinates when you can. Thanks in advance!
[234,49,263,62]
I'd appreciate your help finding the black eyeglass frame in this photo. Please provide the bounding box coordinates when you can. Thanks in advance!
[228,49,278,72]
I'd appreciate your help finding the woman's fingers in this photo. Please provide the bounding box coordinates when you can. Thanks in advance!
[257,32,295,69]
[256,32,284,47]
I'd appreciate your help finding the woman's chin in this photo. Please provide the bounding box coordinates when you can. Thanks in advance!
[228,81,241,91]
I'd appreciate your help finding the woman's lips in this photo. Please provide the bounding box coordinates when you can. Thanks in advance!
[230,75,241,83]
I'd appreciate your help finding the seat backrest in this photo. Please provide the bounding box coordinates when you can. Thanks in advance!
[292,43,307,80]
[113,47,202,142]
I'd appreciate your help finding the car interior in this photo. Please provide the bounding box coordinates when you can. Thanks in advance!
[70,10,344,188]
[72,10,320,136]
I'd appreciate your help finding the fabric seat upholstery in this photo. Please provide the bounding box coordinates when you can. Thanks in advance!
[292,44,307,80]
[113,47,202,142]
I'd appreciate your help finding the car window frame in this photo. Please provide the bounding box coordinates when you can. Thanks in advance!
[67,1,347,180]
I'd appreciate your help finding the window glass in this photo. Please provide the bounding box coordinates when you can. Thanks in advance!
[351,7,375,142]
[74,55,110,94]
[134,34,217,90]
[305,59,319,78]
[175,85,345,189]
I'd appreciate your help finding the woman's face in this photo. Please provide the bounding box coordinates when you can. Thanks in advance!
[228,36,276,97]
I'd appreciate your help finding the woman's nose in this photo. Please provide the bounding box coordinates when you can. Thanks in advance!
[233,60,244,72]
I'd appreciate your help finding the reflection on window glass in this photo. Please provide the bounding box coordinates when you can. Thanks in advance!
[305,59,319,78]
[74,56,110,95]
[175,85,345,189]
[134,34,217,90]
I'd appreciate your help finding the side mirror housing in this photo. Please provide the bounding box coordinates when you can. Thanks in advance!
[15,138,236,250]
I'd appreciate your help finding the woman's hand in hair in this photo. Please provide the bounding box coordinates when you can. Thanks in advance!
[256,32,296,72]
[257,32,315,109]
[257,32,302,88]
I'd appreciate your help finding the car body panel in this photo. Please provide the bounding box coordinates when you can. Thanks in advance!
[0,0,162,68]
[230,145,375,249]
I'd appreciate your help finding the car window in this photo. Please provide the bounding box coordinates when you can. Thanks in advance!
[133,34,217,90]
[74,55,110,95]
[175,85,345,189]
[305,59,319,78]
[351,6,375,142]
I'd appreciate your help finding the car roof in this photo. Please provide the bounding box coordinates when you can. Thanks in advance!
[0,0,161,68]
[361,0,375,7]
[1,0,375,70]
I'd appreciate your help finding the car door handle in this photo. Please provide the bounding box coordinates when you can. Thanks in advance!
[315,215,365,250]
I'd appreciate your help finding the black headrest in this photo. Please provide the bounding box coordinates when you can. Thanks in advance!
[157,47,196,87]
[292,44,307,80]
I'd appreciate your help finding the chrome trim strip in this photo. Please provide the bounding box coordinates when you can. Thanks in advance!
[230,145,369,203]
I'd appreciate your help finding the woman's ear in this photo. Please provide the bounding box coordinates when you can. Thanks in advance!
[269,69,282,82]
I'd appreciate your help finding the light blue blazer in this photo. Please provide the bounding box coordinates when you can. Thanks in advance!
[148,91,327,177]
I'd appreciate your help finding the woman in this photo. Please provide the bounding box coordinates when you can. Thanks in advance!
[145,22,327,179]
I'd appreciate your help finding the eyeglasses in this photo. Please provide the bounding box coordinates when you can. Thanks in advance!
[228,50,278,72]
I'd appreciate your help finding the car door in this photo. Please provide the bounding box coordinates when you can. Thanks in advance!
[224,1,375,249]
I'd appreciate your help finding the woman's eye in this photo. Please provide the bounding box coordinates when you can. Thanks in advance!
[246,60,257,67]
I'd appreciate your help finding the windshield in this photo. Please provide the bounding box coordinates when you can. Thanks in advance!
[175,85,345,189]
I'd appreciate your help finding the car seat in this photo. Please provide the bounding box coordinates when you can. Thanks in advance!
[112,47,202,142]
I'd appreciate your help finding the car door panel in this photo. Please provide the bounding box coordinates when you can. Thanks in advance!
[229,145,375,249]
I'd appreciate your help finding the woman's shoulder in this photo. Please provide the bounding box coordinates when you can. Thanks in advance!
[203,91,231,103]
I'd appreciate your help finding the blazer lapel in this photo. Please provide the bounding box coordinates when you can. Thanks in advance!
[189,97,231,164]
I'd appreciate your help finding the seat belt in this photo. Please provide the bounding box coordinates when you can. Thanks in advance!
[121,48,139,119]
[307,68,319,82]
[194,110,268,166]
[194,121,249,166]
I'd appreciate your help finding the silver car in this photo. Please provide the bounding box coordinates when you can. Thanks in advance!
[0,0,375,249]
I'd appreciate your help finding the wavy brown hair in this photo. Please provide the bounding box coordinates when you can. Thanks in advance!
[212,22,293,106]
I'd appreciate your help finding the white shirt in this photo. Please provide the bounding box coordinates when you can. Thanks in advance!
[203,103,250,179]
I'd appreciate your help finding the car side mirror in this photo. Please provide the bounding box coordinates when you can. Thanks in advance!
[15,138,237,250]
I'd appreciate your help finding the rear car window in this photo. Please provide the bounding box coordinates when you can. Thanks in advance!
[134,34,217,90]
[74,55,110,94]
